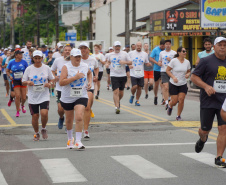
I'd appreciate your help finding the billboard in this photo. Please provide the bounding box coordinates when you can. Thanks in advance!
[150,11,164,32]
[200,0,226,28]
[65,32,77,41]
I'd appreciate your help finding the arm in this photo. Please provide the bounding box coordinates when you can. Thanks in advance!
[149,57,158,65]
[86,69,92,90]
[166,66,178,83]
[195,56,200,66]
[93,67,99,82]
[185,69,191,79]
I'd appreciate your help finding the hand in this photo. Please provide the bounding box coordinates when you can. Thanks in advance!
[93,76,98,82]
[166,57,171,62]
[157,61,162,67]
[9,76,13,81]
[173,77,178,83]
[129,65,133,69]
[10,70,13,73]
[75,71,85,79]
[44,83,51,88]
[96,57,100,61]
[204,85,216,96]
[146,63,152,67]
[185,73,190,79]
[119,60,125,65]
[55,76,60,82]
[87,82,92,90]
[28,81,34,86]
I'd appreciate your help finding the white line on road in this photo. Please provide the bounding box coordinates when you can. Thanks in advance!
[0,170,8,185]
[40,158,87,183]
[112,155,177,179]
[181,152,226,172]
[0,142,216,153]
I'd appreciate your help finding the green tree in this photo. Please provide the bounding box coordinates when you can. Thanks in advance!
[74,18,89,40]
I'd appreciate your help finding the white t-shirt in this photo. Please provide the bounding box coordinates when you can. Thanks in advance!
[159,50,177,72]
[60,62,89,103]
[129,50,149,78]
[93,53,105,72]
[222,99,226,111]
[81,56,98,90]
[168,58,191,86]
[109,51,131,77]
[22,64,54,104]
[53,51,62,59]
[21,47,31,66]
[51,56,70,91]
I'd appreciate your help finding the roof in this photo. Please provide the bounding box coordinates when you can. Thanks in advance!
[117,24,147,37]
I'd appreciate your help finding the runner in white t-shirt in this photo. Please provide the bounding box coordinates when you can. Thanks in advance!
[166,47,191,120]
[158,40,177,110]
[21,41,32,65]
[51,45,72,130]
[108,41,132,114]
[59,48,92,149]
[105,47,114,90]
[80,42,99,139]
[53,42,64,59]
[129,42,152,106]
[22,50,55,141]
[93,44,105,99]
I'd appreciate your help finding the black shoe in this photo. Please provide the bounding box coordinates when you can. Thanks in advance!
[145,94,148,99]
[215,156,226,168]
[97,90,100,96]
[195,136,208,153]
[148,85,153,91]
[127,87,130,90]
[95,95,98,99]
[154,97,158,105]
[165,104,168,110]
[161,99,165,105]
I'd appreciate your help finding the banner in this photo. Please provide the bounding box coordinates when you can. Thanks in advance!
[200,0,226,28]
[150,11,164,32]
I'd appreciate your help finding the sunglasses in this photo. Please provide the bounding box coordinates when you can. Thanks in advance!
[182,50,187,53]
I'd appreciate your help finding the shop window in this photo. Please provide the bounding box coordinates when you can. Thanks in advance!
[171,38,174,46]
[63,4,73,14]
[179,37,183,47]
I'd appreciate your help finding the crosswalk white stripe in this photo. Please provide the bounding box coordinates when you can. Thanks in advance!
[181,152,226,172]
[111,155,177,179]
[40,158,87,183]
[0,170,8,185]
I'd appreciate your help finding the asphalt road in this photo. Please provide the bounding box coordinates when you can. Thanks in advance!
[0,75,225,185]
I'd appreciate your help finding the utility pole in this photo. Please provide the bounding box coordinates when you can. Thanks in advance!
[89,0,93,51]
[80,10,82,41]
[10,1,15,48]
[125,0,130,47]
[37,0,40,46]
[55,0,59,43]
[46,20,49,45]
[109,2,112,46]
[132,0,136,31]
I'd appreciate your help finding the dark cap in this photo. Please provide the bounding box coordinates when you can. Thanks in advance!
[15,50,24,55]
[48,50,53,53]
[41,45,47,48]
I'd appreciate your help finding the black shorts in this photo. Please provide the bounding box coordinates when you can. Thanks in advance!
[88,89,94,94]
[131,76,144,87]
[154,71,161,82]
[29,101,50,115]
[56,91,61,103]
[98,72,103,81]
[111,76,127,91]
[169,82,188,95]
[126,66,130,73]
[106,68,110,74]
[60,98,88,111]
[13,80,26,88]
[200,108,226,131]
[3,74,8,81]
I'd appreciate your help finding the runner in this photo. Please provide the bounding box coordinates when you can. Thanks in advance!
[1,50,11,97]
[131,44,136,51]
[105,47,114,90]
[59,48,92,149]
[150,40,165,105]
[22,50,54,141]
[6,49,28,117]
[41,45,48,58]
[53,43,64,59]
[108,41,132,114]
[93,44,105,99]
[51,45,72,129]
[143,43,154,99]
[79,42,98,138]
[166,47,191,120]
[21,41,32,66]
[158,40,176,109]
[129,42,152,106]
[191,37,226,167]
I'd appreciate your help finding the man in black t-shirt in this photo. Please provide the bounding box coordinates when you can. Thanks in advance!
[191,37,226,168]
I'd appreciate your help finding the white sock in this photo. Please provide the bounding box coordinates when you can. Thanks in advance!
[67,129,73,140]
[76,132,82,142]
[42,127,46,130]
[165,100,168,104]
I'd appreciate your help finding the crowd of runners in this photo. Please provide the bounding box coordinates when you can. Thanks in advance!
[0,36,226,167]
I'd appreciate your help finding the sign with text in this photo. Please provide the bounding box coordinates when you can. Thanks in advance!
[150,11,164,32]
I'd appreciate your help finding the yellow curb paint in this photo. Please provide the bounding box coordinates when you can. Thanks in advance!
[0,109,17,126]
[183,129,217,141]
[171,121,218,128]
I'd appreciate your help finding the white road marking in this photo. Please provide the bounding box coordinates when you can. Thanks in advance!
[0,170,8,185]
[112,155,177,179]
[0,142,216,153]
[40,158,87,183]
[181,152,226,172]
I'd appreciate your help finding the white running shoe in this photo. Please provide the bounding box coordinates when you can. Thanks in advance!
[74,141,85,150]
[67,138,74,149]
[84,130,90,139]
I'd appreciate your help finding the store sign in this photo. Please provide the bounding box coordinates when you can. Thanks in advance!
[65,32,77,41]
[201,0,226,28]
[167,32,214,36]
[150,11,164,32]
[165,9,216,31]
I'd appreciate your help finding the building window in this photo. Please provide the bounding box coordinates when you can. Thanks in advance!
[63,4,73,14]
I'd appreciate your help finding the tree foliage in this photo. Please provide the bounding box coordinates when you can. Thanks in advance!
[74,18,89,40]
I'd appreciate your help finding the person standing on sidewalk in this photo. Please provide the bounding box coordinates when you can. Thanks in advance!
[191,37,226,167]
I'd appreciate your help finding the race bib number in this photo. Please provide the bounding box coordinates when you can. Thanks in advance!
[14,71,23,79]
[135,69,142,76]
[70,87,82,97]
[33,84,44,92]
[213,80,226,93]
[114,65,122,70]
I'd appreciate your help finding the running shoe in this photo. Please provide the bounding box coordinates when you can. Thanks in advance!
[165,104,168,110]
[67,137,74,149]
[84,130,90,139]
[149,85,153,91]
[195,136,208,153]
[15,111,20,117]
[95,95,99,99]
[5,93,8,97]
[145,94,148,99]
[161,99,165,105]
[129,95,134,104]
[215,156,226,168]
[41,128,48,140]
[21,105,26,113]
[107,86,109,90]
[90,110,95,118]
[167,106,173,116]
[115,107,120,114]
[33,133,40,141]
[135,101,141,106]
[8,99,12,107]
[127,87,130,90]
[74,141,85,150]
[58,116,64,129]
[52,92,55,97]
[176,116,182,121]
[154,97,158,105]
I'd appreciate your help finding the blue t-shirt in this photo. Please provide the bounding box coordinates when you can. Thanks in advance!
[42,50,48,58]
[198,50,214,59]
[1,57,7,72]
[7,59,28,80]
[150,46,163,71]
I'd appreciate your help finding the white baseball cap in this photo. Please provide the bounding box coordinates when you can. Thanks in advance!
[57,42,63,48]
[15,45,20,49]
[109,47,113,50]
[33,50,43,57]
[114,41,121,46]
[79,42,89,48]
[214,37,226,45]
[4,48,8,51]
[71,48,82,57]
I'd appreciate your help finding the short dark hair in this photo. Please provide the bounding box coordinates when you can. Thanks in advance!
[174,46,183,58]
[203,38,212,44]
[131,44,135,47]
[94,44,100,49]
[160,40,165,45]
[48,51,53,54]
[165,40,171,44]
[26,40,32,43]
